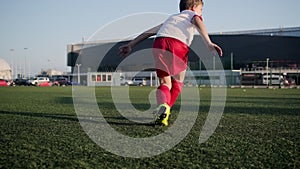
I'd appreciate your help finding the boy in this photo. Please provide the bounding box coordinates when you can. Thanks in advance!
[119,0,222,126]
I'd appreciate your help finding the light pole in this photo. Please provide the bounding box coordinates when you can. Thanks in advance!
[76,64,81,85]
[48,59,52,77]
[24,48,28,79]
[10,49,14,79]
[266,58,269,87]
[231,52,234,86]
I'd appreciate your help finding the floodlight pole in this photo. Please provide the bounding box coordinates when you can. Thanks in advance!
[76,64,82,84]
[150,72,153,87]
[231,52,234,86]
[266,58,269,87]
[10,49,14,79]
[213,55,216,71]
[199,60,202,86]
[24,48,28,79]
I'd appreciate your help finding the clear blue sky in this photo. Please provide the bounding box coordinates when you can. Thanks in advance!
[0,0,299,76]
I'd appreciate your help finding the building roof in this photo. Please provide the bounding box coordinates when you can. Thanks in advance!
[69,26,300,50]
[211,26,300,37]
[0,58,11,71]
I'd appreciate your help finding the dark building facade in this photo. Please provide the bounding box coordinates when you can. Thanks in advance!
[210,34,300,69]
[68,35,300,69]
[67,27,300,85]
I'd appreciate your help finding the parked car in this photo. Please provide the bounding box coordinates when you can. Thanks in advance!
[28,77,50,86]
[0,79,9,87]
[132,78,147,86]
[52,77,69,86]
[120,76,133,86]
[120,77,147,86]
[262,74,284,86]
[13,78,29,86]
[58,77,69,86]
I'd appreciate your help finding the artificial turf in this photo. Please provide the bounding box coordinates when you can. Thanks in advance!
[0,86,299,168]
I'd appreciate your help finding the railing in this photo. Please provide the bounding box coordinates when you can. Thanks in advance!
[241,67,300,73]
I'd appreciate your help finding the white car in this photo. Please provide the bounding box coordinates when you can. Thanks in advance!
[120,76,133,86]
[120,77,147,86]
[132,78,147,86]
[29,77,50,86]
[121,79,133,86]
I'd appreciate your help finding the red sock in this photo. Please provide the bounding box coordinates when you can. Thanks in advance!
[169,80,183,107]
[156,85,171,106]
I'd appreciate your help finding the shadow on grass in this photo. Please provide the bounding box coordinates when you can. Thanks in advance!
[55,96,74,105]
[0,111,79,122]
[33,96,300,128]
[226,96,300,103]
[0,110,155,127]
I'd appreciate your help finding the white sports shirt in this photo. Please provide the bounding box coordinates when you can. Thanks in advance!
[156,10,202,46]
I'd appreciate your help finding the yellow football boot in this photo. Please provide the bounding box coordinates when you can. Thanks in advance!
[154,103,171,126]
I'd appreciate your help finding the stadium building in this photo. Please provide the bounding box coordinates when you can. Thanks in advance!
[67,26,300,86]
[0,58,12,80]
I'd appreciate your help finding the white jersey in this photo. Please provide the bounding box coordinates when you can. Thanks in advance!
[156,10,201,46]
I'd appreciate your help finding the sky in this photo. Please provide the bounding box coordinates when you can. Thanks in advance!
[0,0,299,77]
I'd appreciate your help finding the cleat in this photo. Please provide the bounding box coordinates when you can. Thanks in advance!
[154,103,171,126]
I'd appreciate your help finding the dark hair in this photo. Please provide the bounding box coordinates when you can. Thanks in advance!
[179,0,203,12]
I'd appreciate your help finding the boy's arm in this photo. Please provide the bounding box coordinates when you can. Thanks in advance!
[193,16,223,56]
[119,24,162,56]
[128,24,162,48]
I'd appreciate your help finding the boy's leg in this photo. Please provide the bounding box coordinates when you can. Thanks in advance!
[156,76,172,105]
[169,70,186,108]
[155,76,172,126]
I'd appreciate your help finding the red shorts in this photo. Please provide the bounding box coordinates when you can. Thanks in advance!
[152,37,189,78]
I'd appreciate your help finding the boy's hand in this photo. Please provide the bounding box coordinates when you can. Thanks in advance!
[208,43,223,57]
[118,44,132,57]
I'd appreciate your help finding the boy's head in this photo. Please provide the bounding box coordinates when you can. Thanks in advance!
[179,0,203,12]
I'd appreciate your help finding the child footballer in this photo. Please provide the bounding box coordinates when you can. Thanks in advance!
[119,0,223,126]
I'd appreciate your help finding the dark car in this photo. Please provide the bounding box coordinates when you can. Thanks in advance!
[54,77,69,86]
[13,78,29,86]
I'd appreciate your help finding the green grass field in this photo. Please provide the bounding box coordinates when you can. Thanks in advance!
[0,86,299,168]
